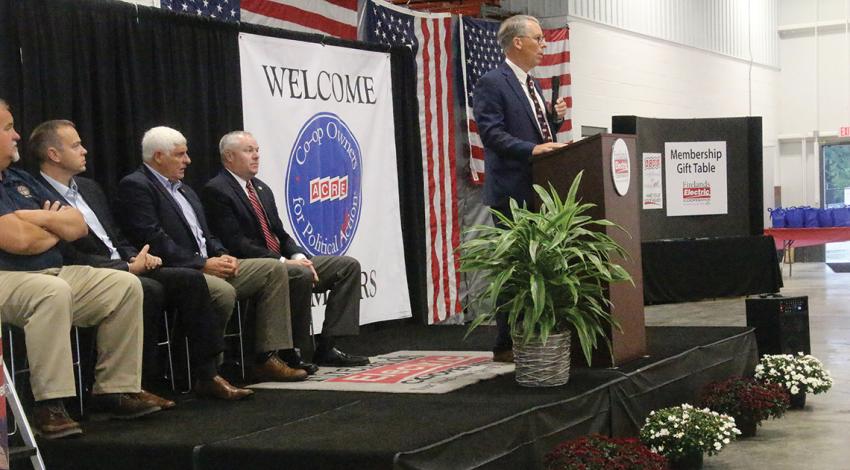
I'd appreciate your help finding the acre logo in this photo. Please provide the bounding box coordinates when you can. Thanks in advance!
[286,112,362,256]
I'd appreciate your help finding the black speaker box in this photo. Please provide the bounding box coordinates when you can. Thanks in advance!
[745,295,811,356]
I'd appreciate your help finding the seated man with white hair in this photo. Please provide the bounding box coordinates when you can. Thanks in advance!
[115,126,308,399]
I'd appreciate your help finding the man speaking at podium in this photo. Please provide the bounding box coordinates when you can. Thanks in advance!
[472,15,568,362]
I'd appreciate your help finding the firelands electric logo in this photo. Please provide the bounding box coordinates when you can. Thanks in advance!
[682,180,711,202]
[286,112,362,256]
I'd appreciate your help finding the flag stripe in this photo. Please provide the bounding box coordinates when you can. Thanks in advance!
[364,0,459,324]
[441,16,460,318]
[241,0,357,39]
[419,17,441,323]
[431,18,450,322]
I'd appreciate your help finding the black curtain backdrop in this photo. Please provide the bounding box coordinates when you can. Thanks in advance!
[0,0,427,321]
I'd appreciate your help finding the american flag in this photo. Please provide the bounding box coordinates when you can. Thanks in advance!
[461,17,572,184]
[161,0,240,21]
[363,0,462,324]
[159,1,358,39]
[241,0,358,40]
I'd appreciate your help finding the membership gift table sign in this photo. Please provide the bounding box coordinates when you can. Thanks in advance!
[664,141,728,216]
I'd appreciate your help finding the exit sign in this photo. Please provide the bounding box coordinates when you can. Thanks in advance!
[841,126,850,137]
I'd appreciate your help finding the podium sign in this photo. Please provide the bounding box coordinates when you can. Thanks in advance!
[531,134,646,366]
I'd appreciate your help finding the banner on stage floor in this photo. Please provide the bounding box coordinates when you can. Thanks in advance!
[250,351,514,393]
[664,141,728,216]
[238,33,411,328]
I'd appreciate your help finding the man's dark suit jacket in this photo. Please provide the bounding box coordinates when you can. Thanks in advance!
[202,170,305,260]
[472,61,561,208]
[37,172,225,368]
[36,174,135,271]
[115,165,227,269]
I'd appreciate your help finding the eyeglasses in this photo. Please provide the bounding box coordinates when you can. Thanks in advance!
[518,35,546,45]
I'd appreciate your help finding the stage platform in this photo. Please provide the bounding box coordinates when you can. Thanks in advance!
[31,323,756,470]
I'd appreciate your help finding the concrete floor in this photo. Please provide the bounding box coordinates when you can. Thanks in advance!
[645,262,850,469]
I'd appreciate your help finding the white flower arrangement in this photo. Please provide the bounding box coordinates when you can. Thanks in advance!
[754,353,833,395]
[639,403,740,460]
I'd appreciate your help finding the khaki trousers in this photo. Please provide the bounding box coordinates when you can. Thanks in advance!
[203,258,293,353]
[0,266,143,401]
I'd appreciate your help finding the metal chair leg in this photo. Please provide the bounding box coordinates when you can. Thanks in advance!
[183,337,192,393]
[157,310,176,391]
[223,302,246,380]
[71,326,84,416]
[5,326,19,436]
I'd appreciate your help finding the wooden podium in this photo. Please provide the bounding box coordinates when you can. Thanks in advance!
[530,133,646,366]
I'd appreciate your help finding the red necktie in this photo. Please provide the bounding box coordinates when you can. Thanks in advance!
[246,180,281,254]
[526,75,553,142]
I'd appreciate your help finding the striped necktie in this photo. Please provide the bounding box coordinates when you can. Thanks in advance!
[246,180,281,254]
[526,74,553,142]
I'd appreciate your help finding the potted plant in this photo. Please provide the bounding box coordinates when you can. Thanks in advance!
[754,353,834,409]
[698,376,790,437]
[544,434,667,470]
[639,404,740,470]
[459,172,633,386]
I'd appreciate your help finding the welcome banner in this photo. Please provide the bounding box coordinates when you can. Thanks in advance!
[239,33,411,328]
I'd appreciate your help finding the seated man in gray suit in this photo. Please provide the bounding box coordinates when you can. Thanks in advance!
[115,126,308,385]
[202,131,368,368]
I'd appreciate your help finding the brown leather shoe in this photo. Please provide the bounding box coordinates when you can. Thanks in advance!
[493,349,514,363]
[194,375,254,401]
[251,355,308,382]
[32,401,83,439]
[89,393,160,420]
[134,390,176,410]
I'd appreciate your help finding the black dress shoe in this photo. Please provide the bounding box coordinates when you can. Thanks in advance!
[287,359,319,375]
[280,350,319,375]
[314,347,370,367]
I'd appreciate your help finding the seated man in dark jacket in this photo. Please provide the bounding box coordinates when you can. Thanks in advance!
[115,126,308,383]
[32,119,249,401]
[202,131,368,368]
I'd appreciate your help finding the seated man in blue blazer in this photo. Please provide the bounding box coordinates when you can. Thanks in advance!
[32,119,238,402]
[202,131,368,368]
[473,15,568,362]
[115,126,308,386]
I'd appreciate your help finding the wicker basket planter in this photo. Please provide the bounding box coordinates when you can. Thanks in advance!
[513,331,571,387]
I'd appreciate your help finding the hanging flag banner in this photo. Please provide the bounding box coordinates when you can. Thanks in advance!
[642,152,663,210]
[664,141,728,216]
[239,32,411,328]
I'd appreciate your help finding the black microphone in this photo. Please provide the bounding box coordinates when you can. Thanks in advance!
[549,75,561,142]
[550,74,560,110]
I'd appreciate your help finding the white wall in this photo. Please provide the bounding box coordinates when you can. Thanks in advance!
[569,19,779,138]
[778,0,850,208]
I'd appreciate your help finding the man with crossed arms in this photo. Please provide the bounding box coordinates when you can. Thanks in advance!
[0,100,162,439]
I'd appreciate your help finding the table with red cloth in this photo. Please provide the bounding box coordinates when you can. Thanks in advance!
[764,227,850,275]
[764,227,850,249]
